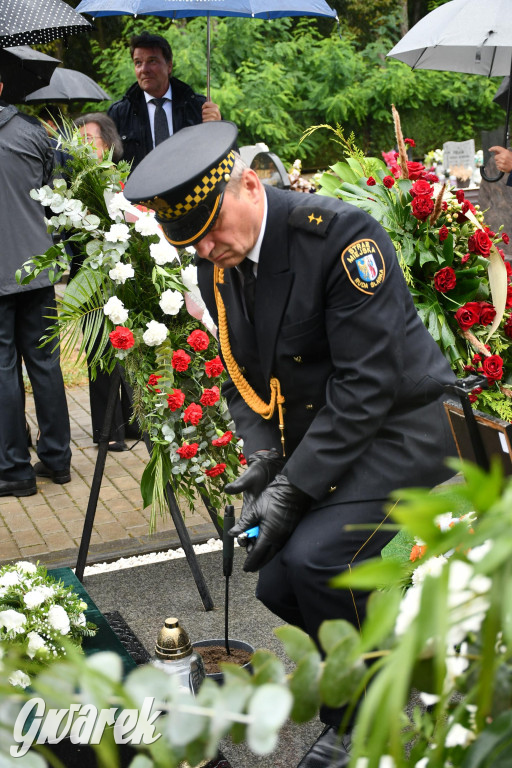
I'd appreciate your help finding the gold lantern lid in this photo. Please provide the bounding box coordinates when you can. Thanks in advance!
[155,617,193,661]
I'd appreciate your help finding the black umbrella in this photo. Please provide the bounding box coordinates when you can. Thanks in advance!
[0,0,91,47]
[0,45,60,102]
[493,76,510,110]
[24,66,111,102]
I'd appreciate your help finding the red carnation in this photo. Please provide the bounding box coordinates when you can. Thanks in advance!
[187,329,210,352]
[239,454,247,466]
[506,261,512,281]
[383,175,395,188]
[434,267,456,293]
[109,326,134,350]
[205,356,224,378]
[212,430,233,447]
[424,173,439,183]
[439,225,449,242]
[454,302,481,330]
[147,374,162,393]
[456,200,476,224]
[404,138,416,147]
[504,316,512,339]
[183,403,203,426]
[366,177,376,186]
[407,161,426,180]
[171,349,191,372]
[167,388,186,411]
[205,463,226,477]
[461,253,471,265]
[468,230,492,258]
[177,443,199,459]
[506,285,512,308]
[503,232,510,245]
[200,386,220,406]
[482,355,504,381]
[410,179,433,198]
[411,195,435,221]
[479,302,496,326]
[456,190,465,203]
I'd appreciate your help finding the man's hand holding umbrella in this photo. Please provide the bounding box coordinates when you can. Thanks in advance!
[489,146,512,174]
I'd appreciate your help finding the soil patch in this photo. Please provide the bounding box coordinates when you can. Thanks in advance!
[195,643,252,675]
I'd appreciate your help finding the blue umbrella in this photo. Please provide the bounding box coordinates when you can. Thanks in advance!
[76,0,338,98]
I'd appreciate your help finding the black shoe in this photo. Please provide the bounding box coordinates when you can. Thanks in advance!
[107,440,128,452]
[0,477,37,497]
[33,461,71,484]
[297,726,351,768]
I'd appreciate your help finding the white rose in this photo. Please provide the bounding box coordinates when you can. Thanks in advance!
[134,213,161,236]
[181,264,198,291]
[142,320,168,347]
[9,670,31,689]
[0,571,20,587]
[105,223,130,243]
[15,561,37,574]
[47,604,70,635]
[24,586,54,609]
[150,239,178,265]
[103,296,129,324]
[159,289,184,316]
[108,262,135,285]
[27,631,47,659]
[0,609,26,633]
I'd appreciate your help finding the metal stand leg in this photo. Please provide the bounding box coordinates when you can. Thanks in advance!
[75,365,215,611]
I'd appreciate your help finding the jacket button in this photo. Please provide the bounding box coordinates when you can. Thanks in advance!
[293,355,303,363]
[305,403,314,410]
[239,366,246,374]
[329,486,337,493]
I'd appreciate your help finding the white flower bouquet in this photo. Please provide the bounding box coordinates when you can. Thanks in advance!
[0,561,97,688]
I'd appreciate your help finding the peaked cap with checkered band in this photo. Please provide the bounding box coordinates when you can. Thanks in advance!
[123,121,238,247]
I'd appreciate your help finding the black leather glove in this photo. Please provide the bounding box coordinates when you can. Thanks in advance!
[229,474,311,572]
[224,448,284,497]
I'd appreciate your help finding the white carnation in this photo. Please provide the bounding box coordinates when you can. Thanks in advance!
[24,586,54,609]
[159,289,184,315]
[9,670,31,689]
[412,555,448,586]
[181,264,198,291]
[107,191,132,219]
[134,213,161,236]
[109,262,135,285]
[104,296,129,324]
[27,631,47,659]
[105,223,130,243]
[0,609,26,634]
[72,613,86,627]
[445,722,474,748]
[467,540,492,563]
[150,239,179,265]
[395,585,421,636]
[142,320,168,347]
[47,604,70,635]
[0,571,20,588]
[15,561,37,574]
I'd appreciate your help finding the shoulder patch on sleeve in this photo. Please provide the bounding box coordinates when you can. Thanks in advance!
[288,206,337,237]
[341,239,386,295]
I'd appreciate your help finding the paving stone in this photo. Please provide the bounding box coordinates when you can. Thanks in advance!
[13,528,44,547]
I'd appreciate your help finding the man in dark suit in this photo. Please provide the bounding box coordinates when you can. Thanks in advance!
[124,122,457,768]
[108,32,221,171]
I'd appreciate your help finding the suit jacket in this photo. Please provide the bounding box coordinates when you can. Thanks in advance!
[198,186,457,506]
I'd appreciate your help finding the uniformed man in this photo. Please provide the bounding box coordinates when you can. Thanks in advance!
[124,122,457,768]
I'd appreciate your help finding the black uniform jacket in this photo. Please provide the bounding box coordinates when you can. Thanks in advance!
[198,186,457,507]
[108,78,206,170]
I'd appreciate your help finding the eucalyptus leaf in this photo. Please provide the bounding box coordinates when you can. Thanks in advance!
[246,685,292,755]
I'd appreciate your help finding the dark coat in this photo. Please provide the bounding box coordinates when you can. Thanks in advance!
[198,186,457,506]
[0,102,55,296]
[108,78,206,170]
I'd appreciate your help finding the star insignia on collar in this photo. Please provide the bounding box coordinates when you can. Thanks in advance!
[308,213,323,226]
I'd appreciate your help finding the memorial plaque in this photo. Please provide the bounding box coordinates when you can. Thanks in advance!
[443,139,475,177]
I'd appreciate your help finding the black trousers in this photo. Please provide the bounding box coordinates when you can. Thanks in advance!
[0,288,71,481]
[256,498,396,727]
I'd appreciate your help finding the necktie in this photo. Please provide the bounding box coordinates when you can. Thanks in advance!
[240,258,256,323]
[151,98,170,146]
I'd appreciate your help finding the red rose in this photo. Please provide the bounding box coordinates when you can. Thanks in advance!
[504,316,512,339]
[200,386,220,406]
[147,374,162,393]
[383,175,395,188]
[239,453,247,466]
[167,388,186,411]
[366,177,376,186]
[183,403,203,426]
[456,190,465,203]
[468,230,492,258]
[454,302,481,330]
[187,329,210,352]
[410,179,433,198]
[503,232,510,245]
[434,267,456,293]
[212,430,233,447]
[177,443,199,459]
[439,225,449,242]
[171,349,191,372]
[479,302,496,326]
[482,355,503,381]
[205,463,226,477]
[205,356,224,378]
[506,285,512,309]
[109,326,134,350]
[407,161,426,180]
[411,195,435,221]
[404,138,416,147]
